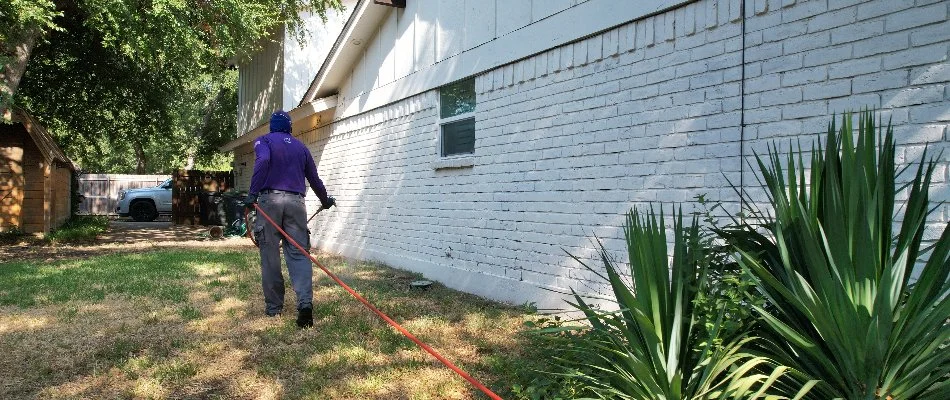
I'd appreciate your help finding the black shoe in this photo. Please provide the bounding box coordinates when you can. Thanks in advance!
[296,307,313,328]
[265,309,282,317]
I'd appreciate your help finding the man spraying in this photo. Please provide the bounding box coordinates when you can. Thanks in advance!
[245,110,335,328]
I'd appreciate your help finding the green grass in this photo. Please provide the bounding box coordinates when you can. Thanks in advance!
[47,215,111,243]
[0,248,557,399]
[0,250,240,307]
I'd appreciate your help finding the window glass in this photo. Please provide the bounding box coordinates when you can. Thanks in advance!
[440,78,476,118]
[441,118,475,156]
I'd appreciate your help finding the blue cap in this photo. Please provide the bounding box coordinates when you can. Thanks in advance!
[270,110,292,133]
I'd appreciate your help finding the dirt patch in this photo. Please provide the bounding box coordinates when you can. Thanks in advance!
[0,220,256,264]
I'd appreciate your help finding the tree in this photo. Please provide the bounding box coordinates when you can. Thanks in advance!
[2,0,343,172]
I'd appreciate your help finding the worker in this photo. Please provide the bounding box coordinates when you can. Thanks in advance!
[245,110,335,328]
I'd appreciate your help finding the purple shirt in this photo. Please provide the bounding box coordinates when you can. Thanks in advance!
[249,131,329,203]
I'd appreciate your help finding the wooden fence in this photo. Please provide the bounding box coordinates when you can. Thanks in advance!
[172,169,234,225]
[77,174,169,215]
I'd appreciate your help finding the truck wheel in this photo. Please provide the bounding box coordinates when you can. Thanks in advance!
[130,201,158,222]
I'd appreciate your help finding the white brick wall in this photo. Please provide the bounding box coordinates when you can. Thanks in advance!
[294,0,949,309]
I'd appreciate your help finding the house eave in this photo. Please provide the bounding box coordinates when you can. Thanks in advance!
[220,95,338,152]
[299,0,390,105]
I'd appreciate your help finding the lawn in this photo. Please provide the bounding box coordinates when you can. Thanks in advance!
[0,248,551,399]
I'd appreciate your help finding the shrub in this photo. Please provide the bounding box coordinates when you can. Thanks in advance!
[552,207,790,399]
[721,112,949,399]
[48,215,109,243]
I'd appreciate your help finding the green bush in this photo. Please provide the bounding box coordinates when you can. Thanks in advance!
[721,111,949,399]
[48,215,109,243]
[551,207,790,399]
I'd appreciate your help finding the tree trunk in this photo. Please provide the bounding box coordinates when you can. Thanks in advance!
[0,28,41,121]
[134,141,147,174]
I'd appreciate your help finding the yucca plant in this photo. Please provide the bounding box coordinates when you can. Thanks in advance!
[557,207,793,399]
[723,111,950,399]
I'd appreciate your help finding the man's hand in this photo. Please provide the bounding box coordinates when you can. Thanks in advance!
[244,193,258,209]
[321,196,336,209]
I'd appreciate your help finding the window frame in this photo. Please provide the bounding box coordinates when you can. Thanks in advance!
[436,78,477,159]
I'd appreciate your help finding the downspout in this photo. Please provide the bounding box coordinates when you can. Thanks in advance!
[739,0,748,217]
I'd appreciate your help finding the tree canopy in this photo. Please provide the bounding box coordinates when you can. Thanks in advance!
[1,0,343,173]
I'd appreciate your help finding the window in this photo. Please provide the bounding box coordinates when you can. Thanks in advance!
[439,78,476,157]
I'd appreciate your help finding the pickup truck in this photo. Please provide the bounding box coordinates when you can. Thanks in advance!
[115,178,173,222]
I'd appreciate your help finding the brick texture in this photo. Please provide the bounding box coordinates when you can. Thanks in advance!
[280,0,949,307]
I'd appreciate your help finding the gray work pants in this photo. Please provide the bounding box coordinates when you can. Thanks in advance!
[254,192,312,314]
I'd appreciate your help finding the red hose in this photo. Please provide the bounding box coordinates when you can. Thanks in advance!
[253,204,503,400]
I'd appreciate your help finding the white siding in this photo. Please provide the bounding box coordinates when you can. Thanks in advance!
[336,0,693,120]
[237,32,284,136]
[304,0,950,308]
[282,2,356,109]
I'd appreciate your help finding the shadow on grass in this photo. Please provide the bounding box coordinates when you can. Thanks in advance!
[0,250,553,399]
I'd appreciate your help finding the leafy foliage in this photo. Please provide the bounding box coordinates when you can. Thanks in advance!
[722,111,950,399]
[4,0,343,172]
[555,207,793,399]
[47,215,110,243]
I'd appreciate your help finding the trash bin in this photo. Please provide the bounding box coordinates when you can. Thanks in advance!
[199,192,226,226]
[221,191,246,227]
[221,191,249,236]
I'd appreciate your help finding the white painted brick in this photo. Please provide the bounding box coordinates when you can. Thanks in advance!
[756,120,804,137]
[827,0,864,11]
[885,3,948,33]
[297,0,950,310]
[885,86,947,108]
[856,0,915,21]
[747,9,786,32]
[910,20,950,47]
[692,40,727,60]
[831,20,885,44]
[745,42,784,62]
[729,0,742,22]
[784,31,831,54]
[763,53,805,74]
[802,79,853,100]
[603,28,619,58]
[782,0,828,22]
[828,57,882,79]
[782,66,828,86]
[782,100,829,119]
[895,125,945,145]
[853,31,910,58]
[764,19,808,42]
[882,43,949,70]
[706,0,721,29]
[853,70,909,93]
[574,40,589,66]
[746,106,784,124]
[909,103,950,123]
[829,93,882,113]
[663,11,676,41]
[637,17,654,48]
[807,6,858,33]
[803,43,854,67]
[588,35,604,62]
[761,87,804,106]
[910,63,950,86]
[690,71,725,89]
[685,3,698,36]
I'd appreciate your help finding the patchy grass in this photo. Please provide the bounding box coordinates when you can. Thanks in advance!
[0,248,554,399]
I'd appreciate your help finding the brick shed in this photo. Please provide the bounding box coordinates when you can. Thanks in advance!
[0,109,77,235]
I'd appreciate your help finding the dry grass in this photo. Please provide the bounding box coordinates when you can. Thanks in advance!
[0,248,548,399]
